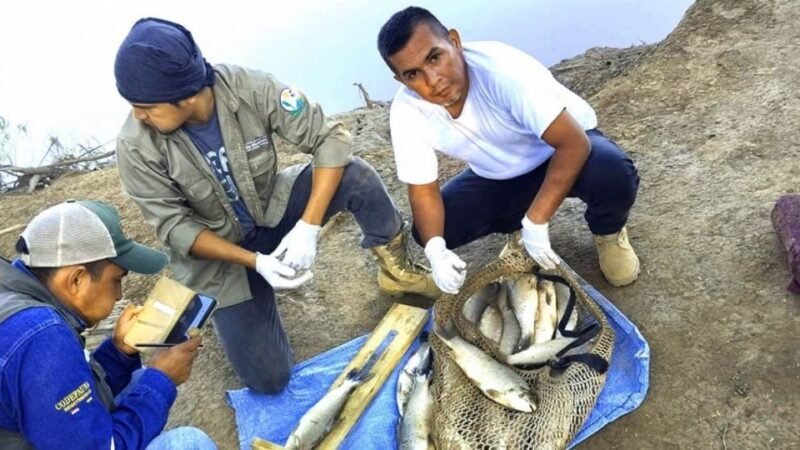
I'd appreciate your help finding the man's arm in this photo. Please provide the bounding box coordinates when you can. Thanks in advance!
[408,182,445,245]
[10,322,174,449]
[301,167,344,225]
[526,110,591,223]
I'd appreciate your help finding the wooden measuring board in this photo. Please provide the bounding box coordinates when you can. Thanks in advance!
[251,302,429,450]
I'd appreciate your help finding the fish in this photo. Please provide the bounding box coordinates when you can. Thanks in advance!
[285,368,370,450]
[462,282,500,324]
[532,279,558,344]
[554,280,578,338]
[433,320,537,413]
[508,274,539,350]
[496,283,522,355]
[506,336,579,366]
[397,332,432,416]
[478,304,503,344]
[397,355,434,450]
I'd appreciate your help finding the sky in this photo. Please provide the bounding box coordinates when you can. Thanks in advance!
[0,0,694,167]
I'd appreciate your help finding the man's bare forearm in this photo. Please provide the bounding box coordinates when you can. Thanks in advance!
[190,229,257,269]
[408,182,445,245]
[527,111,591,224]
[301,166,344,225]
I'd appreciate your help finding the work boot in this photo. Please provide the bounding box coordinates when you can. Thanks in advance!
[593,227,640,287]
[371,230,442,299]
[498,230,523,259]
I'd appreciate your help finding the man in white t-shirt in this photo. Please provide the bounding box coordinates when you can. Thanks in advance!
[377,7,641,293]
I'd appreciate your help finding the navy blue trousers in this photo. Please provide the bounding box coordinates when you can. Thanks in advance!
[413,129,639,248]
[212,157,402,393]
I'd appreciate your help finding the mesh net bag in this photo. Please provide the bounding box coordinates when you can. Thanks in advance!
[430,250,615,449]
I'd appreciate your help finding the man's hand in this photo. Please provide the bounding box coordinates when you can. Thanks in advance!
[256,252,313,289]
[271,220,321,270]
[424,237,467,294]
[148,336,203,386]
[521,216,560,270]
[112,304,142,356]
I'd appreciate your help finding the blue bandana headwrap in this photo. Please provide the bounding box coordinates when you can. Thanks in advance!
[114,17,215,104]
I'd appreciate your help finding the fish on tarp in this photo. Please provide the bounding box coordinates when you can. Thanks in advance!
[462,282,500,324]
[397,351,434,450]
[508,274,539,350]
[496,282,522,355]
[506,336,579,366]
[397,332,432,416]
[285,367,371,450]
[434,320,537,413]
[532,279,558,344]
[478,304,503,344]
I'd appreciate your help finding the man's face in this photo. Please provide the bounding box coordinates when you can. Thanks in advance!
[131,100,193,134]
[388,24,468,114]
[75,262,127,326]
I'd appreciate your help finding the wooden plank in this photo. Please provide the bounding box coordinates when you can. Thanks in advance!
[251,438,285,450]
[317,303,429,450]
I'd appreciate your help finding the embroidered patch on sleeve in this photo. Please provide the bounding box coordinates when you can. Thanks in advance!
[55,381,94,415]
[279,87,306,117]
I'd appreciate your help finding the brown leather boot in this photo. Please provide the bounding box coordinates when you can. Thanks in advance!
[593,227,640,286]
[371,230,441,299]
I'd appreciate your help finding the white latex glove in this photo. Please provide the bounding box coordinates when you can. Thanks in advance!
[521,216,560,270]
[271,220,321,270]
[424,237,467,294]
[255,253,313,289]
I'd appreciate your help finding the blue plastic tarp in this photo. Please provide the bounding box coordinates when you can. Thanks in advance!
[227,285,649,449]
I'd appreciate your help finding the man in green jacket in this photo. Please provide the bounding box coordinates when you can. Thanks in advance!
[113,18,437,393]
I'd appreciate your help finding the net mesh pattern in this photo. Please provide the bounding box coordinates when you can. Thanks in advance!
[430,250,615,449]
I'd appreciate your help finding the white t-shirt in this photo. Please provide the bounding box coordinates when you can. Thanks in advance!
[390,41,598,184]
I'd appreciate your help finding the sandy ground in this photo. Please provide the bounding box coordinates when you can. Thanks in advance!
[1,0,798,448]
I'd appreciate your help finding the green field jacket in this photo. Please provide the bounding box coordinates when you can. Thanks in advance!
[117,64,352,307]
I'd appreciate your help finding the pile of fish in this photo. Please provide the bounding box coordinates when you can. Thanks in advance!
[396,334,434,450]
[432,273,580,413]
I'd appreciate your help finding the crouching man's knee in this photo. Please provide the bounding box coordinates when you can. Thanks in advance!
[242,361,291,394]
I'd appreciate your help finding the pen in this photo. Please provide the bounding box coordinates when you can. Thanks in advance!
[135,343,205,348]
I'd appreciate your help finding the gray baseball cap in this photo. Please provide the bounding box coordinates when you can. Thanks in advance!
[18,200,168,274]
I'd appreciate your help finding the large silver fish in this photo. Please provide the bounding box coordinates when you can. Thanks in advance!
[506,336,578,366]
[508,274,539,350]
[478,304,503,344]
[397,333,432,416]
[397,359,434,449]
[496,283,522,355]
[532,280,558,344]
[285,368,369,450]
[462,282,500,324]
[434,320,537,413]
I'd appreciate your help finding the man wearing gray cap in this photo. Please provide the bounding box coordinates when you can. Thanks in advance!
[113,17,439,394]
[0,200,215,449]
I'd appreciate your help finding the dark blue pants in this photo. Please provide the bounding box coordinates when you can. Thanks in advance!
[212,157,402,393]
[413,129,639,248]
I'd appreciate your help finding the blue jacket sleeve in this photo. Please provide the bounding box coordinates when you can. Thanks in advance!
[92,337,142,395]
[7,322,177,449]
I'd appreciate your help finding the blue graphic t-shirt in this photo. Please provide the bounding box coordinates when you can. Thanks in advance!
[184,109,255,236]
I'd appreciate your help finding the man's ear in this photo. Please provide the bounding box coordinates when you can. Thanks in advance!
[448,29,463,51]
[64,265,89,296]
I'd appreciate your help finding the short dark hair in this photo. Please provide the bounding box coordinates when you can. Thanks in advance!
[28,259,111,284]
[377,6,450,72]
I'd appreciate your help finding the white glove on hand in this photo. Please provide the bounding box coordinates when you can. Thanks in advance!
[521,216,560,270]
[271,220,321,270]
[255,253,313,290]
[424,237,467,294]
